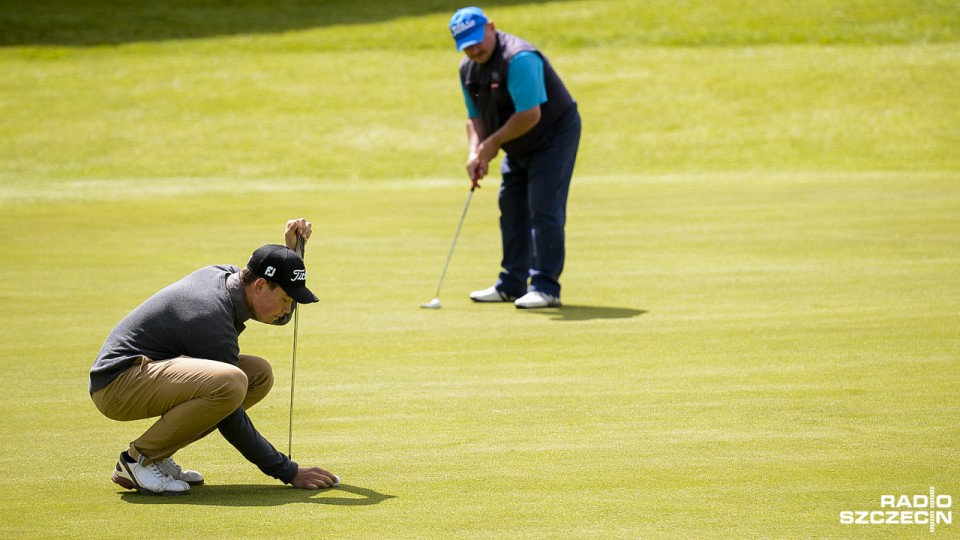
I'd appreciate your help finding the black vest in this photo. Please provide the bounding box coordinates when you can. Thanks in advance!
[459,31,576,157]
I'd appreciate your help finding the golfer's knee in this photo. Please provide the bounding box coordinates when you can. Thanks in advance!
[258,364,274,393]
[216,368,249,408]
[238,354,274,393]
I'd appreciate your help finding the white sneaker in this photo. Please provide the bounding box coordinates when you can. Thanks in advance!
[469,286,517,302]
[157,457,205,486]
[111,453,191,495]
[514,291,561,309]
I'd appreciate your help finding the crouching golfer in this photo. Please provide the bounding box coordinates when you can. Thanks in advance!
[89,219,339,495]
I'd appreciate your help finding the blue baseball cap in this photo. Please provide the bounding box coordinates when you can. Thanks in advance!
[449,7,488,51]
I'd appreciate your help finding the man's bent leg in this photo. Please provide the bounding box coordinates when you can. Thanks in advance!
[154,354,276,446]
[92,356,247,462]
[236,354,274,410]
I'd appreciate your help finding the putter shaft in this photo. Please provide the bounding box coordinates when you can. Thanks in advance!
[288,235,305,458]
[433,187,475,299]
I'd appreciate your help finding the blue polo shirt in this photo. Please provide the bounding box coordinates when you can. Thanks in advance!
[462,51,547,118]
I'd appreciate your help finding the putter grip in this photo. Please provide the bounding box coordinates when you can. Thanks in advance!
[296,235,305,258]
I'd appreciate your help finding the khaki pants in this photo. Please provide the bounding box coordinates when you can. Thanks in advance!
[91,355,274,463]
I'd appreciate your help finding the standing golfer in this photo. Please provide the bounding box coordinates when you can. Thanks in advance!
[450,6,581,308]
[89,219,339,495]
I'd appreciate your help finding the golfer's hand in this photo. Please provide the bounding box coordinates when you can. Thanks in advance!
[466,155,487,187]
[285,218,313,251]
[291,466,339,490]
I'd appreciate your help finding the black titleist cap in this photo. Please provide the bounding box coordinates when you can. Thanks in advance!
[246,244,318,304]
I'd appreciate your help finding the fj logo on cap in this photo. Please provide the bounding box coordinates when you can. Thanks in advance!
[264,266,276,277]
[292,269,306,282]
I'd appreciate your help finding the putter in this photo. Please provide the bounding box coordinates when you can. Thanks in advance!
[421,183,477,309]
[288,234,305,458]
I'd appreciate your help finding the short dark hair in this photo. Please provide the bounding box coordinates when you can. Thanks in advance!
[239,267,280,289]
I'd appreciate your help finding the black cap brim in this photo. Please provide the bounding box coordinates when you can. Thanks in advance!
[283,285,319,304]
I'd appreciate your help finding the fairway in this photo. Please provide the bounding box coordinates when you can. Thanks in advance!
[1,1,958,538]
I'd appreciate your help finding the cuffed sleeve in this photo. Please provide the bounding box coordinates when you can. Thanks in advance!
[217,407,299,484]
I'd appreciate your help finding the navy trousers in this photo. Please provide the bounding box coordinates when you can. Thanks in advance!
[495,107,581,299]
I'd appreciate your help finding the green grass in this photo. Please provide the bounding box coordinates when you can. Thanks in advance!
[1,1,958,538]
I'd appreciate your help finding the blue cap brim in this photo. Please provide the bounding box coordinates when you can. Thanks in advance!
[455,25,486,52]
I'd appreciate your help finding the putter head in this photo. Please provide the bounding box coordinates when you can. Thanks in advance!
[420,298,442,309]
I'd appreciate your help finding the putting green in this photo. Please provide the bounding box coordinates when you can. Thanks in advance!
[1,1,958,538]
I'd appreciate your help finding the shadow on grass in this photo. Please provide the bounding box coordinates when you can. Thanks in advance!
[119,483,395,507]
[1,0,572,47]
[521,305,647,321]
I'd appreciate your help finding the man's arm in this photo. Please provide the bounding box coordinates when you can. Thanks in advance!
[215,407,338,488]
[467,52,547,183]
[217,407,299,483]
[473,106,541,163]
[466,116,488,182]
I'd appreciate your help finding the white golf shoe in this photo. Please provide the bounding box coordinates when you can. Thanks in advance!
[514,291,561,309]
[469,286,517,302]
[111,452,191,496]
[157,457,205,486]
